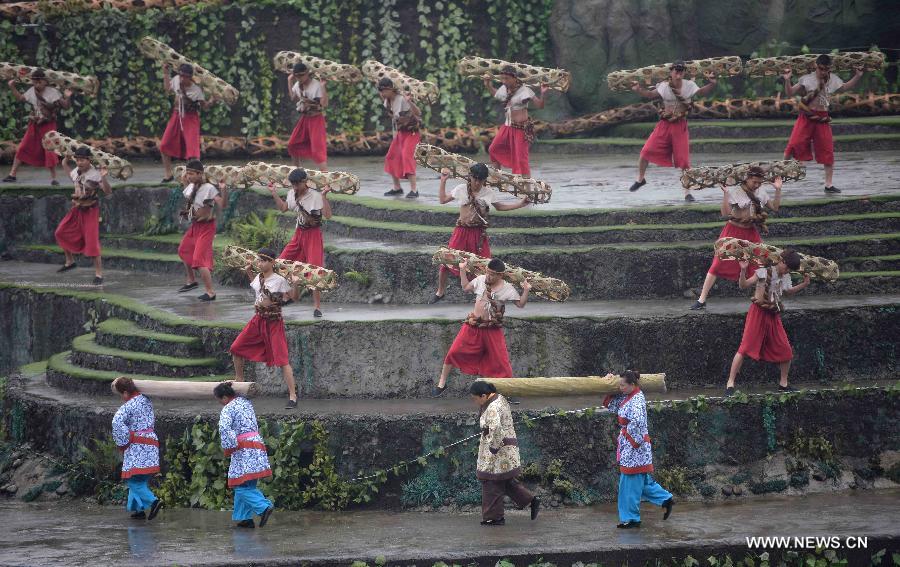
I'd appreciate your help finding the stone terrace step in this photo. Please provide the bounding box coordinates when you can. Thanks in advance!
[601,116,900,139]
[95,318,205,358]
[69,333,223,378]
[840,254,900,273]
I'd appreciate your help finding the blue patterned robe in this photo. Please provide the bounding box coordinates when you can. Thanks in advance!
[604,388,654,474]
[112,394,160,478]
[219,396,272,487]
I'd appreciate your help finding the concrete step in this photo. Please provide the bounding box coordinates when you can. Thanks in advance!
[839,254,900,273]
[600,116,900,139]
[69,333,224,378]
[95,318,205,358]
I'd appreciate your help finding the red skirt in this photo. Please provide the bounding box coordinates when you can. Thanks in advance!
[640,119,690,169]
[16,120,59,168]
[287,114,328,164]
[784,112,834,166]
[707,223,761,281]
[177,220,215,269]
[54,205,101,257]
[279,226,324,267]
[230,314,289,367]
[384,130,420,179]
[444,324,513,378]
[738,303,793,363]
[440,226,490,277]
[159,111,201,160]
[488,125,530,176]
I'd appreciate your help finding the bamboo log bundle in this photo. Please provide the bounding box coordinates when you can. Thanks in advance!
[415,144,552,204]
[0,62,98,96]
[111,377,257,400]
[432,246,570,302]
[272,51,362,83]
[222,245,339,291]
[457,56,570,92]
[484,373,666,397]
[41,131,133,180]
[138,37,239,105]
[745,51,885,77]
[1,1,213,19]
[173,164,248,186]
[680,159,805,190]
[715,237,840,281]
[547,103,659,136]
[361,60,439,104]
[242,160,359,194]
[607,56,743,91]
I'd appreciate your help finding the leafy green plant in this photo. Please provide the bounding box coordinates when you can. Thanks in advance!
[230,211,286,251]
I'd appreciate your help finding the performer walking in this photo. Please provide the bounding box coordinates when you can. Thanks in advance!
[783,54,864,194]
[378,78,422,198]
[176,160,224,301]
[433,258,530,397]
[230,247,301,409]
[725,251,810,394]
[429,164,529,304]
[54,146,112,285]
[269,168,332,317]
[470,380,540,526]
[3,69,72,185]
[602,370,674,529]
[111,377,163,522]
[214,382,274,529]
[287,63,329,170]
[690,168,782,310]
[628,61,718,201]
[485,66,548,177]
[159,63,211,183]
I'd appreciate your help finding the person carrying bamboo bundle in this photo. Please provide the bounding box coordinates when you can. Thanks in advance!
[287,62,329,171]
[159,63,214,183]
[783,53,865,194]
[176,160,225,301]
[379,77,423,198]
[690,166,783,310]
[628,60,718,202]
[485,65,549,177]
[3,68,72,185]
[429,163,529,304]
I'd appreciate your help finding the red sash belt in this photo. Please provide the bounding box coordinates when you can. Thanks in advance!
[224,431,267,456]
[121,428,158,452]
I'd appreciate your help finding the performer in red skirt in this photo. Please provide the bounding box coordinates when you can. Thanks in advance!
[429,163,529,304]
[159,63,212,183]
[485,65,549,177]
[378,78,422,199]
[628,60,718,202]
[690,167,783,310]
[176,160,225,301]
[725,251,810,395]
[3,68,72,185]
[54,146,112,286]
[433,258,531,397]
[287,62,329,170]
[783,53,864,194]
[231,247,301,409]
[269,168,332,318]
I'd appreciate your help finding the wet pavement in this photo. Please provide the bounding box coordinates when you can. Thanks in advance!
[4,149,900,211]
[0,490,896,566]
[3,261,898,324]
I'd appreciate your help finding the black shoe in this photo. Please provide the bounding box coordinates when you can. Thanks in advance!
[480,518,505,526]
[629,179,646,192]
[778,384,795,392]
[161,176,175,183]
[313,309,322,318]
[177,282,198,293]
[662,497,673,520]
[50,180,59,186]
[824,186,841,194]
[689,300,706,311]
[2,175,16,183]
[57,263,77,273]
[724,386,736,397]
[285,399,297,410]
[130,511,146,520]
[684,193,695,202]
[147,499,163,521]
[405,191,419,199]
[431,385,447,398]
[428,293,445,305]
[617,520,641,529]
[383,189,403,196]
[92,276,103,286]
[236,519,255,528]
[198,293,216,301]
[258,506,273,528]
[530,497,541,520]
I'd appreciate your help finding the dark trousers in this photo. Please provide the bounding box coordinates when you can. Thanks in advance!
[481,477,534,521]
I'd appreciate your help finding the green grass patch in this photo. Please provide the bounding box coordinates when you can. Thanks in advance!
[72,333,219,367]
[18,360,48,376]
[96,318,201,345]
[0,182,164,196]
[24,244,181,263]
[839,270,900,279]
[48,351,229,383]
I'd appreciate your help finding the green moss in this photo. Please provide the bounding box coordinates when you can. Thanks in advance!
[71,333,218,367]
[96,318,201,345]
[343,270,372,286]
[18,360,48,376]
[24,244,182,263]
[47,351,229,383]
[0,182,162,196]
[749,479,789,494]
[839,271,900,278]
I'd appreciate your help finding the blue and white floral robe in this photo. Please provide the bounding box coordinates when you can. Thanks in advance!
[112,394,160,478]
[219,396,272,487]
[603,388,654,474]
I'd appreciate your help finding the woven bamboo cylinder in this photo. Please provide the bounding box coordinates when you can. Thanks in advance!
[138,37,239,105]
[715,237,840,281]
[361,60,439,104]
[415,143,552,204]
[483,373,666,397]
[272,51,362,83]
[111,377,257,399]
[41,131,133,180]
[0,62,98,96]
[745,51,885,77]
[173,164,248,186]
[242,160,359,194]
[607,56,743,91]
[680,159,805,190]
[457,56,570,92]
[431,246,570,302]
[221,245,339,291]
